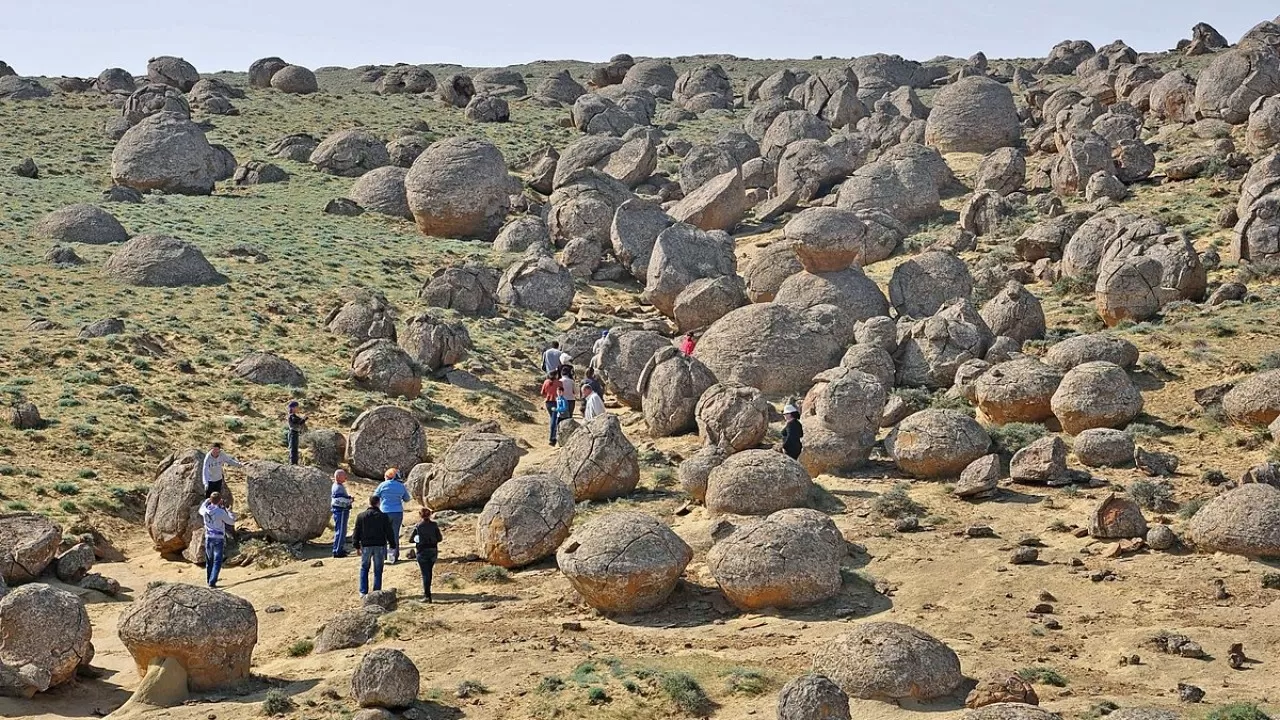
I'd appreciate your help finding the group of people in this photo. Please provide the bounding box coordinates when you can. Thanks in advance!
[540,336,607,446]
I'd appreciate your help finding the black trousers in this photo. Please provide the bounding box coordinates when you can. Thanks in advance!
[204,480,223,498]
[416,549,438,597]
[288,431,300,465]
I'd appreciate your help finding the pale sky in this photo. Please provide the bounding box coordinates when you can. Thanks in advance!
[2,1,1276,77]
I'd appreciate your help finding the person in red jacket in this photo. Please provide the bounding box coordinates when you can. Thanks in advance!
[540,372,561,445]
[679,332,697,356]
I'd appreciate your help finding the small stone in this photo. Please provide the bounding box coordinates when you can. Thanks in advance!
[895,516,920,533]
[1030,603,1054,614]
[1177,683,1205,703]
[1043,619,1062,630]
[265,605,284,613]
[1010,547,1039,565]
[1146,524,1177,551]
[1038,590,1056,602]
[966,525,997,538]
[1134,447,1179,477]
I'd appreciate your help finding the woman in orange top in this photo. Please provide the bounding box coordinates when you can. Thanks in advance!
[540,372,561,446]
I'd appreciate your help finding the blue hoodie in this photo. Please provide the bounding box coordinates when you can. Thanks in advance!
[374,478,410,514]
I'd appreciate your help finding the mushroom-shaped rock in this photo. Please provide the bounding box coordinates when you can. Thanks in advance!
[497,250,575,318]
[309,129,389,177]
[1072,428,1135,467]
[144,450,215,555]
[894,299,994,389]
[0,513,61,584]
[271,65,317,94]
[245,462,330,542]
[1050,361,1143,435]
[892,409,991,479]
[708,509,845,610]
[784,207,872,272]
[399,311,472,373]
[349,166,411,219]
[476,474,574,569]
[111,112,221,195]
[644,223,736,317]
[347,406,427,480]
[1188,483,1280,558]
[695,383,770,453]
[421,431,522,510]
[102,234,224,287]
[980,282,1046,343]
[889,251,973,319]
[975,359,1062,425]
[352,339,421,398]
[550,414,639,501]
[925,77,1021,153]
[556,511,692,614]
[705,449,813,516]
[811,622,964,701]
[230,351,305,387]
[638,348,718,437]
[33,204,129,245]
[1043,333,1139,371]
[776,674,852,720]
[1222,369,1280,427]
[147,56,199,91]
[117,583,256,691]
[1089,493,1148,539]
[0,584,92,697]
[351,648,419,709]
[696,303,845,396]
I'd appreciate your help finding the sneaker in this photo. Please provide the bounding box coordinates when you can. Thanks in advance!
[425,594,432,604]
[332,551,348,558]
[359,592,367,599]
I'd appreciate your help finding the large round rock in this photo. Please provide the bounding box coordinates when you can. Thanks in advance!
[695,303,845,396]
[117,583,257,691]
[1043,333,1138,371]
[0,584,92,697]
[245,461,330,542]
[309,129,389,177]
[270,65,317,94]
[595,329,670,409]
[639,348,718,437]
[925,77,1021,153]
[422,431,522,510]
[348,406,427,480]
[1050,361,1143,435]
[708,509,845,611]
[497,251,575,319]
[111,112,221,195]
[811,622,964,701]
[476,474,575,569]
[777,674,852,720]
[550,414,639,501]
[33,204,129,245]
[349,166,412,219]
[556,511,693,614]
[891,410,991,479]
[102,235,224,287]
[1222,369,1280,427]
[705,450,813,516]
[352,648,420,709]
[147,56,199,91]
[0,513,61,584]
[695,383,770,453]
[888,251,973,319]
[406,137,511,241]
[1072,429,1135,467]
[144,449,214,555]
[974,359,1062,425]
[1188,483,1280,559]
[784,207,871,272]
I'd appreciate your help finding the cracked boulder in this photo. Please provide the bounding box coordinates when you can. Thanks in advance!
[476,474,575,569]
[637,347,718,437]
[0,513,61,584]
[144,449,218,555]
[708,509,846,610]
[811,621,964,701]
[1089,493,1148,539]
[799,367,886,476]
[705,450,813,516]
[245,461,330,542]
[399,312,472,373]
[594,328,670,409]
[1188,483,1280,559]
[348,406,427,480]
[894,299,994,389]
[695,383,770,453]
[550,414,639,501]
[419,429,522,510]
[974,359,1062,425]
[890,409,991,479]
[888,250,973,319]
[1050,361,1143,435]
[0,584,93,697]
[556,511,692,614]
[352,339,422,398]
[696,303,846,396]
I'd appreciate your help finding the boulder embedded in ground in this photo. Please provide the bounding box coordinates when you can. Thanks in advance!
[1009,436,1068,484]
[33,204,128,245]
[1072,428,1134,467]
[836,156,942,225]
[888,251,973,319]
[326,289,396,345]
[705,449,812,516]
[638,347,718,437]
[348,166,412,219]
[776,673,851,720]
[965,704,1062,720]
[811,622,964,701]
[419,263,499,316]
[465,93,510,123]
[1222,369,1280,427]
[309,129,389,177]
[497,249,575,318]
[955,455,1001,498]
[891,410,991,479]
[594,328,669,409]
[147,56,199,91]
[679,445,729,503]
[245,462,330,542]
[709,509,845,610]
[495,215,552,254]
[111,112,222,195]
[352,339,421,398]
[556,511,692,614]
[1089,493,1148,539]
[975,148,1026,196]
[117,583,256,691]
[1194,47,1280,125]
[102,235,224,287]
[695,383,770,453]
[232,161,288,186]
[351,648,419,709]
[270,65,317,94]
[611,199,673,281]
[315,608,381,653]
[1187,483,1280,558]
[1043,333,1139,371]
[550,414,639,501]
[925,76,1021,153]
[975,359,1062,425]
[144,450,213,555]
[696,303,845,396]
[347,406,427,480]
[980,282,1046,343]
[476,474,574,569]
[267,133,319,162]
[0,513,61,585]
[421,430,522,510]
[230,351,305,387]
[1050,361,1143,434]
[248,57,288,88]
[399,312,471,373]
[0,584,92,697]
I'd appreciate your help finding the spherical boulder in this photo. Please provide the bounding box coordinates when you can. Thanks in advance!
[1222,369,1280,427]
[143,450,210,555]
[891,410,991,479]
[1188,483,1280,558]
[465,93,510,123]
[496,215,552,254]
[348,166,411,219]
[421,430,522,510]
[347,406,426,480]
[889,250,973,319]
[556,511,693,614]
[1043,333,1138,371]
[594,328,670,409]
[476,474,574,569]
[1072,428,1134,467]
[705,450,813,516]
[925,76,1021,153]
[352,648,419,709]
[776,674,852,720]
[550,414,639,501]
[230,351,305,387]
[102,234,225,287]
[708,509,845,610]
[270,65,317,94]
[644,223,737,317]
[965,704,1062,720]
[146,56,199,91]
[111,112,221,195]
[974,359,1062,425]
[743,241,805,302]
[399,312,471,373]
[309,129,389,177]
[497,250,575,318]
[248,57,288,88]
[325,289,396,345]
[811,622,964,701]
[980,282,1046,343]
[406,137,511,241]
[678,445,728,503]
[638,348,719,437]
[0,513,62,584]
[775,268,890,341]
[695,303,845,396]
[784,207,872,272]
[1050,361,1143,434]
[117,583,257,691]
[245,461,330,542]
[33,204,128,245]
[0,584,92,697]
[1089,493,1148,540]
[695,383,770,453]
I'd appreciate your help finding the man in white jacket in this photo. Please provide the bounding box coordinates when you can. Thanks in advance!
[202,443,244,498]
[199,492,236,588]
[582,383,606,421]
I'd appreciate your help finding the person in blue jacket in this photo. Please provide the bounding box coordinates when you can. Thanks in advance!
[374,467,411,563]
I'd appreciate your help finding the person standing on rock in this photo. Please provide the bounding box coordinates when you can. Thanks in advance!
[542,341,563,378]
[199,491,235,589]
[779,404,804,460]
[330,469,354,558]
[375,468,411,563]
[582,382,606,421]
[541,371,562,446]
[409,507,443,603]
[353,494,394,597]
[679,332,697,356]
[559,365,578,417]
[286,401,307,465]
[202,442,243,498]
[590,330,609,370]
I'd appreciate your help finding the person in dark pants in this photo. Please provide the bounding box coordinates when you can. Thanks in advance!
[559,365,577,418]
[330,469,353,558]
[540,371,561,445]
[582,368,605,416]
[286,401,307,465]
[353,495,394,597]
[199,492,235,588]
[779,403,804,460]
[409,507,444,602]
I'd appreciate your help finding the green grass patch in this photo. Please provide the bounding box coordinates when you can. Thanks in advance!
[872,483,924,519]
[1017,666,1067,687]
[286,639,313,657]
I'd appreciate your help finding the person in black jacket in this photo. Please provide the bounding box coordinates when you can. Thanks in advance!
[286,401,308,465]
[409,508,444,602]
[779,403,804,460]
[353,495,394,597]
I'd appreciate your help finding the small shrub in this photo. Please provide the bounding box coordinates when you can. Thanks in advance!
[570,662,600,685]
[537,675,565,694]
[473,565,512,584]
[586,686,610,705]
[660,672,712,716]
[456,680,489,698]
[653,468,676,488]
[54,482,80,496]
[989,422,1047,455]
[1125,423,1165,439]
[261,689,295,716]
[4,501,29,511]
[1053,275,1094,297]
[724,668,769,696]
[872,483,924,519]
[1048,519,1070,533]
[1017,666,1067,687]
[1179,497,1207,520]
[891,387,931,410]
[1201,469,1229,486]
[1127,479,1175,512]
[59,500,78,514]
[77,469,96,479]
[1258,352,1280,372]
[1261,573,1280,590]
[1205,703,1273,720]
[286,639,313,657]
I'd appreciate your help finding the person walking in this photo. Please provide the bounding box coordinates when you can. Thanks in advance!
[679,332,697,356]
[330,469,354,558]
[409,507,444,603]
[559,365,578,418]
[541,371,562,446]
[374,468,411,563]
[779,404,804,460]
[201,443,243,498]
[199,491,235,589]
[582,382,606,421]
[582,368,605,414]
[286,401,307,465]
[353,495,395,597]
[542,341,564,377]
[555,385,570,429]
